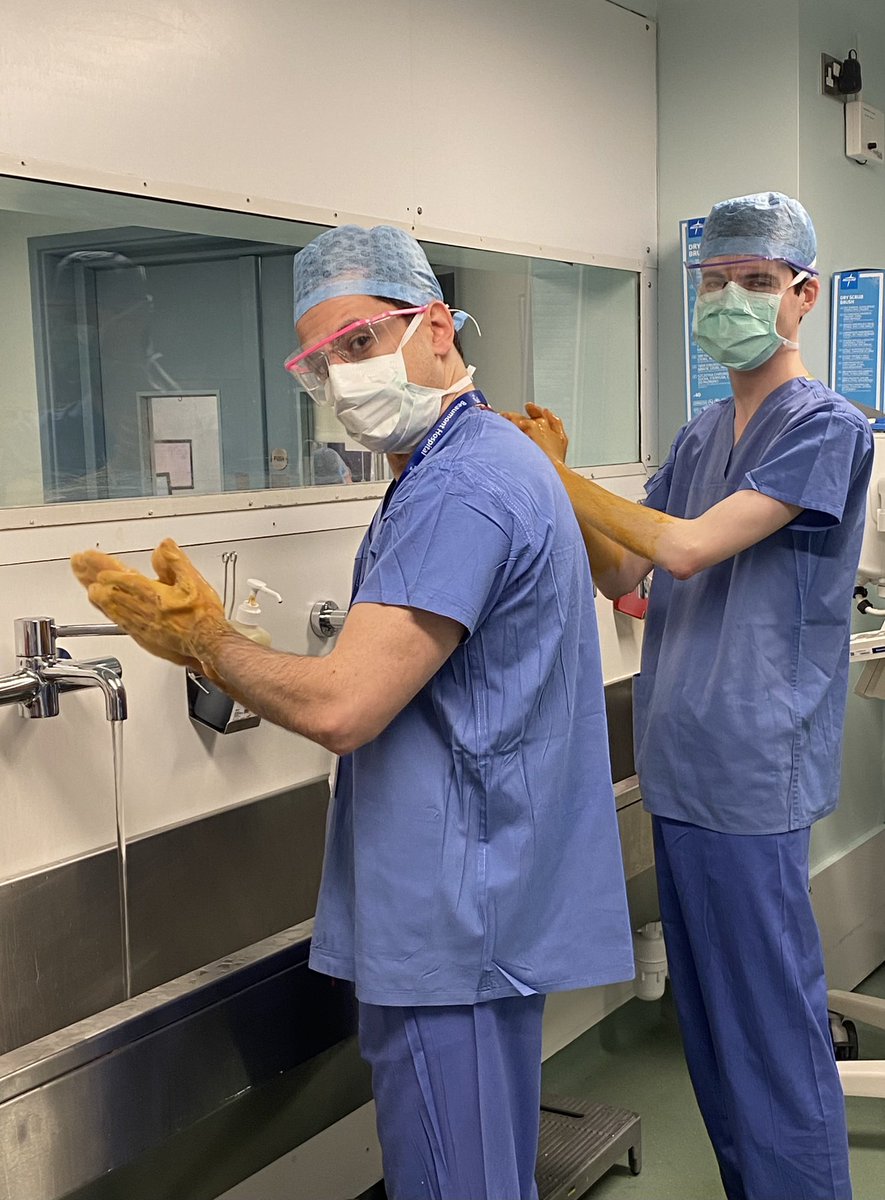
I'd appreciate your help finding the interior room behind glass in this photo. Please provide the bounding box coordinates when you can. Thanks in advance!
[0,176,641,512]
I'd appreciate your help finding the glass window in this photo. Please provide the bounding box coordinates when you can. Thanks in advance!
[0,176,641,510]
[529,261,640,467]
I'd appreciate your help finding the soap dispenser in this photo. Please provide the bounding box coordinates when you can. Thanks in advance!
[187,577,283,733]
[230,579,283,647]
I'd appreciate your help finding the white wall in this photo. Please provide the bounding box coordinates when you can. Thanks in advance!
[797,2,885,387]
[0,0,653,881]
[0,0,656,265]
[655,0,801,458]
[0,515,364,877]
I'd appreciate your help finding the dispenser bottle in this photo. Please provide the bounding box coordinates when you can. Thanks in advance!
[187,577,283,734]
[231,579,283,647]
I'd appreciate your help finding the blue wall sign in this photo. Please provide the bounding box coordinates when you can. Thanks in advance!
[830,270,885,410]
[681,217,732,421]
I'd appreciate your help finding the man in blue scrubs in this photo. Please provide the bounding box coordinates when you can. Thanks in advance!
[506,193,873,1200]
[72,225,635,1200]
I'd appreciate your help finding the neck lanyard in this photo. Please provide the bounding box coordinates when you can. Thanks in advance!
[370,389,491,539]
[398,389,491,486]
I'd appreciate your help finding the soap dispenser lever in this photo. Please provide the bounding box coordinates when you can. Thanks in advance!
[244,579,283,606]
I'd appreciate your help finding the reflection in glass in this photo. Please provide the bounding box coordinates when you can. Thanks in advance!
[0,176,641,510]
[308,441,352,486]
[530,260,640,468]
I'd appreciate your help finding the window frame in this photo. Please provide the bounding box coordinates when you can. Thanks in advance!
[0,162,657,534]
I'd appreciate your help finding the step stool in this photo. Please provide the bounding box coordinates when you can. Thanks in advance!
[537,1094,642,1200]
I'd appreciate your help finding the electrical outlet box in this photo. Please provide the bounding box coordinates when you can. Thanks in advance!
[821,53,842,98]
[846,101,885,165]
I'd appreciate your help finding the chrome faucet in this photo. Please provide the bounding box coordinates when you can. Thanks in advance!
[0,617,128,722]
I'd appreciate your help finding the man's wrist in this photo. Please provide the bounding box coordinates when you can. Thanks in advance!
[190,617,235,669]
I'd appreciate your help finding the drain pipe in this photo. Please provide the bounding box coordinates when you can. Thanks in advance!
[633,921,668,1001]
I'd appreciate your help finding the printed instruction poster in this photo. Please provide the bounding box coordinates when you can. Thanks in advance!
[681,217,732,421]
[830,270,885,411]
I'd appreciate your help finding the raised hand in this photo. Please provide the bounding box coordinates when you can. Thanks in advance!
[499,404,569,464]
[71,539,229,668]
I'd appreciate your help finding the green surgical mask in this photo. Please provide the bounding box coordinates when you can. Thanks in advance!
[692,275,806,372]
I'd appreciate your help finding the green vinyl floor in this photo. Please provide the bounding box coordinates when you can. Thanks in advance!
[540,965,885,1199]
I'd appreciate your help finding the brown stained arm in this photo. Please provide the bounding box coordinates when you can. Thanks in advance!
[552,463,656,598]
[500,406,802,594]
[553,463,802,591]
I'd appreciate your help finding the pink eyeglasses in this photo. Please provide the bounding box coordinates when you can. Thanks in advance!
[284,305,428,404]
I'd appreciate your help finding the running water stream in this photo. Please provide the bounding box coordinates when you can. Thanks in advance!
[111,719,131,1000]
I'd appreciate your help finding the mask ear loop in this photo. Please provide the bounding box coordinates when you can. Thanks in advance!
[397,310,427,351]
[403,306,482,379]
[451,311,482,387]
[400,306,484,346]
[452,310,482,338]
[777,271,810,352]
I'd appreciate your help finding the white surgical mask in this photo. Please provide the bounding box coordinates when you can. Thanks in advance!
[325,312,474,453]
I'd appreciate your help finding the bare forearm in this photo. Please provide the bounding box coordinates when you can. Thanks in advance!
[193,602,463,756]
[198,629,350,751]
[73,543,463,750]
[503,409,800,585]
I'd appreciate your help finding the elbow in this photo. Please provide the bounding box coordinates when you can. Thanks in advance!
[652,526,707,581]
[597,579,625,602]
[317,720,362,758]
[322,729,365,757]
[664,545,705,581]
[315,703,376,757]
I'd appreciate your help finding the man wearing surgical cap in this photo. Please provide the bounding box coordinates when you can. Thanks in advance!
[72,224,634,1200]
[506,193,872,1200]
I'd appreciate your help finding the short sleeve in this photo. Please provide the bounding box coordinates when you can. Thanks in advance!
[643,425,687,512]
[740,412,873,530]
[352,470,521,633]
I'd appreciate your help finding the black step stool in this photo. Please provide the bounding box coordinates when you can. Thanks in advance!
[537,1094,641,1200]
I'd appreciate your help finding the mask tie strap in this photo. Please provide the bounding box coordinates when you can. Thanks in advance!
[398,310,426,350]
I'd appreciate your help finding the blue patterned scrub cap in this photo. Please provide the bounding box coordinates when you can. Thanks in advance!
[294,224,470,329]
[697,192,817,270]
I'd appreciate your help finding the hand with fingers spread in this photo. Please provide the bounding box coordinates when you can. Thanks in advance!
[499,403,569,465]
[70,539,231,669]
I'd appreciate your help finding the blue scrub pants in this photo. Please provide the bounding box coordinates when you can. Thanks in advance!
[358,995,546,1200]
[653,816,851,1200]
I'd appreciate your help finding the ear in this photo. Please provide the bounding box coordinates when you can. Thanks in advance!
[426,300,456,357]
[799,275,820,317]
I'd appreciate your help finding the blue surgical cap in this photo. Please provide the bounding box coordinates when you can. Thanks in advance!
[697,192,817,270]
[293,224,470,330]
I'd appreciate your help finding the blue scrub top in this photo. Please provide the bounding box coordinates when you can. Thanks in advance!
[636,378,873,835]
[310,408,634,1006]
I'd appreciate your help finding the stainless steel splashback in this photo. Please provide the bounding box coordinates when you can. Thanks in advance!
[0,779,330,1055]
[0,923,365,1200]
